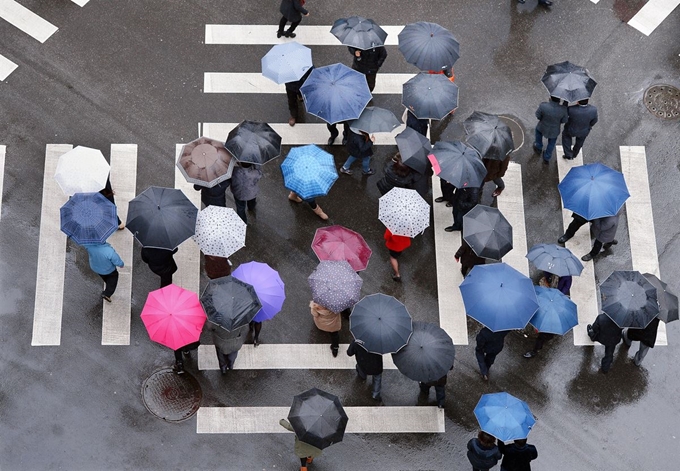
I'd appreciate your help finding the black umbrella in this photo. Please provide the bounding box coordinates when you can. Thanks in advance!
[463,205,513,260]
[430,140,487,188]
[402,73,459,120]
[398,22,460,71]
[395,127,431,174]
[224,120,282,166]
[642,273,678,323]
[541,61,597,103]
[463,112,514,161]
[200,276,262,331]
[288,388,349,450]
[349,294,413,354]
[126,186,198,250]
[350,106,400,134]
[330,16,387,49]
[601,271,659,329]
[391,321,455,383]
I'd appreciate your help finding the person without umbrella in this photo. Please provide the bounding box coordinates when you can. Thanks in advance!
[498,439,538,471]
[100,176,125,230]
[581,214,619,262]
[340,129,375,176]
[279,418,322,471]
[82,242,125,303]
[587,313,622,374]
[533,96,568,164]
[348,45,387,93]
[455,240,485,277]
[347,339,383,402]
[419,366,453,409]
[467,431,502,471]
[561,99,598,160]
[141,247,178,288]
[524,271,572,358]
[286,66,313,127]
[277,0,308,39]
[445,185,480,232]
[194,179,230,208]
[384,228,410,282]
[310,301,341,357]
[376,153,415,195]
[475,327,509,381]
[230,162,263,224]
[622,316,660,367]
[203,322,248,374]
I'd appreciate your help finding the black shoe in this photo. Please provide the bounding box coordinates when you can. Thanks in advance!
[533,144,542,154]
[517,0,525,3]
[445,202,453,207]
[101,293,112,303]
[563,154,574,160]
[581,253,593,262]
[610,239,618,245]
[341,137,348,146]
[558,234,570,244]
[539,0,553,6]
[284,31,296,38]
[372,394,382,402]
[435,197,446,203]
[444,225,461,232]
[327,136,336,146]
[174,362,185,375]
[523,351,537,358]
[391,274,401,282]
[276,31,284,38]
[437,401,445,409]
[362,168,375,176]
[543,158,550,165]
[220,366,228,375]
[331,345,339,357]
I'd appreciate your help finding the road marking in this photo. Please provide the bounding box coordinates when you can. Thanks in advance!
[589,0,600,3]
[497,162,529,276]
[628,0,680,36]
[197,406,444,433]
[32,144,71,346]
[174,144,201,294]
[0,53,18,81]
[0,145,5,220]
[102,145,137,345]
[70,0,90,6]
[0,0,58,43]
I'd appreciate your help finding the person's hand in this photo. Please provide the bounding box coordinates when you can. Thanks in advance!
[455,257,460,262]
[304,12,309,16]
[355,50,361,57]
[370,135,375,142]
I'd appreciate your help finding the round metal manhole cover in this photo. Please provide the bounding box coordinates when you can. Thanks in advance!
[499,115,525,152]
[643,85,680,120]
[142,368,202,422]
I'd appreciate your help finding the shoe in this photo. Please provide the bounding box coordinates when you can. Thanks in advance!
[539,0,553,6]
[288,117,296,127]
[253,338,260,347]
[445,202,453,207]
[288,191,302,203]
[362,168,375,176]
[307,457,314,464]
[284,31,296,38]
[392,274,401,282]
[563,155,574,160]
[174,362,185,375]
[437,401,445,409]
[523,351,537,358]
[517,0,525,3]
[339,166,353,175]
[372,394,382,402]
[220,366,228,375]
[327,136,336,146]
[312,205,329,220]
[276,31,283,38]
[101,293,112,303]
[341,137,348,146]
[532,144,542,154]
[492,187,504,197]
[581,253,593,262]
[444,225,461,232]
[543,158,550,165]
[434,197,446,203]
[610,239,618,246]
[331,345,339,357]
[482,374,488,381]
[558,234,570,244]
[118,223,125,230]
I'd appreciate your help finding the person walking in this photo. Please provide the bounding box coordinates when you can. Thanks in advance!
[482,153,512,198]
[435,180,455,206]
[348,45,387,92]
[230,162,263,224]
[455,241,485,277]
[288,191,329,220]
[561,99,598,160]
[405,109,429,136]
[558,212,590,244]
[279,418,323,471]
[419,366,453,409]
[141,247,178,288]
[173,340,200,375]
[277,0,308,39]
[326,121,350,146]
[286,66,313,127]
[309,301,341,357]
[533,96,568,164]
[384,228,410,282]
[340,129,375,175]
[204,254,232,279]
[587,313,622,374]
[475,327,509,380]
[581,214,619,262]
[194,180,230,207]
[347,339,383,401]
[82,242,124,302]
[99,176,125,230]
[467,431,502,471]
[203,322,248,374]
[498,439,538,471]
[376,153,415,195]
[622,317,660,366]
[445,185,480,232]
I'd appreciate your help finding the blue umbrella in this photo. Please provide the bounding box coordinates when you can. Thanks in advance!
[398,22,460,71]
[261,42,313,85]
[530,286,578,335]
[558,163,629,220]
[430,140,487,188]
[402,73,459,120]
[60,192,118,245]
[280,145,338,200]
[300,63,372,124]
[459,263,539,331]
[526,243,584,277]
[474,392,536,442]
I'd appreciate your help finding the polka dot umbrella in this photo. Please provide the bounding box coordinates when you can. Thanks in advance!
[308,260,363,313]
[378,187,430,238]
[192,206,246,258]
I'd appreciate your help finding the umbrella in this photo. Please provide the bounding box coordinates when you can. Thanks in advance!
[60,192,118,245]
[350,106,400,134]
[378,187,430,238]
[600,271,659,329]
[280,145,338,200]
[288,388,349,450]
[193,206,247,258]
[54,146,110,196]
[474,392,536,442]
[349,294,413,354]
[642,273,678,323]
[300,63,372,124]
[462,205,513,260]
[200,276,262,331]
[395,127,431,174]
[463,111,514,161]
[330,16,387,49]
[232,261,285,323]
[402,73,459,120]
[459,263,539,331]
[126,186,198,250]
[391,321,455,383]
[398,22,460,71]
[541,61,597,103]
[261,41,313,84]
[140,284,207,350]
[430,140,487,188]
[176,137,234,188]
[308,261,363,313]
[558,163,630,220]
[526,243,584,277]
[311,225,372,272]
[530,286,579,335]
[224,121,282,166]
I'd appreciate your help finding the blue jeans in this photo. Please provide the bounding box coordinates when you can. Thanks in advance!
[535,129,557,162]
[342,155,371,172]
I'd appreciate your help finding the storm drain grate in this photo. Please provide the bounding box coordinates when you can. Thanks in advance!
[643,85,680,120]
[142,368,202,422]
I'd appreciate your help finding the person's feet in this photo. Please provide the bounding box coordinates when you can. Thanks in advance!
[437,401,445,409]
[276,31,284,38]
[539,0,553,6]
[101,292,112,303]
[392,274,401,282]
[220,366,228,375]
[253,338,260,347]
[312,205,329,220]
[523,351,537,358]
[558,234,570,244]
[174,362,185,375]
[444,225,461,232]
[288,117,296,127]
[533,144,542,154]
[341,137,348,146]
[327,136,336,146]
[339,166,352,175]
[434,197,446,203]
[284,31,296,38]
[117,223,125,230]
[288,191,302,203]
[331,345,339,357]
[581,253,593,262]
[362,168,375,176]
[481,373,489,381]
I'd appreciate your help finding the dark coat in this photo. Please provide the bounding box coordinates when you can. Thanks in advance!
[348,46,387,74]
[230,165,263,201]
[204,255,231,279]
[626,317,660,348]
[453,186,480,212]
[377,159,415,195]
[588,313,622,347]
[535,101,568,138]
[203,323,248,354]
[455,242,485,272]
[475,328,509,355]
[347,340,383,375]
[467,438,502,469]
[564,104,598,137]
[498,442,538,471]
[346,130,374,158]
[421,368,452,387]
[285,66,313,93]
[591,215,619,243]
[483,155,511,182]
[279,0,307,22]
[411,166,432,198]
[141,247,178,276]
[194,180,230,207]
[406,110,428,136]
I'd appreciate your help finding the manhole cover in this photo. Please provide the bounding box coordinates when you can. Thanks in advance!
[142,368,202,422]
[643,85,680,120]
[499,115,525,152]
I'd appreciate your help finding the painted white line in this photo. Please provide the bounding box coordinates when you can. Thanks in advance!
[197,406,444,433]
[619,146,667,345]
[0,0,58,43]
[628,0,680,36]
[589,0,600,3]
[174,144,201,294]
[101,145,137,345]
[497,162,529,276]
[0,53,18,81]
[0,145,5,221]
[70,0,90,6]
[32,144,71,346]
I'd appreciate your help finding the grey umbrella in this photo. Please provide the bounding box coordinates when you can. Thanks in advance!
[350,294,413,354]
[430,140,487,188]
[395,127,431,174]
[541,61,597,103]
[200,276,262,331]
[391,321,455,383]
[398,22,460,71]
[601,271,659,329]
[331,16,387,49]
[288,388,349,450]
[350,106,400,134]
[402,73,459,120]
[308,260,363,314]
[224,121,282,166]
[463,112,515,161]
[463,205,513,260]
[642,273,678,323]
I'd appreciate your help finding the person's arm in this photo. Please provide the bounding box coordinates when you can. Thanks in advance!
[279,419,294,432]
[535,105,542,120]
[110,249,124,268]
[454,245,464,261]
[497,441,506,453]
[530,445,538,460]
[347,342,355,356]
[293,0,308,15]
[590,108,598,127]
[376,47,387,68]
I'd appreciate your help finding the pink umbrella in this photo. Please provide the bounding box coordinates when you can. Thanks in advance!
[312,225,372,272]
[140,284,207,350]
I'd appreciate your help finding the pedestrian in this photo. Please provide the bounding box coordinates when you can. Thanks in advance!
[518,0,552,5]
[193,180,230,207]
[340,129,375,176]
[587,313,622,374]
[309,301,341,357]
[286,66,313,127]
[558,212,591,244]
[277,0,308,39]
[173,340,200,375]
[203,322,248,374]
[523,332,556,359]
[498,439,538,471]
[445,185,480,232]
[482,153,512,198]
[347,339,383,401]
[384,228,410,282]
[288,191,328,220]
[475,327,509,380]
[99,176,125,230]
[540,271,572,296]
[622,317,660,366]
[419,366,453,409]
[348,45,387,92]
[455,240,485,277]
[204,254,232,279]
[405,109,429,137]
[533,96,568,164]
[230,162,263,224]
[581,214,619,262]
[428,65,455,82]
[561,99,598,160]
[411,164,433,199]
[279,418,323,471]
[326,121,350,146]
[141,247,178,288]
[376,153,415,195]
[467,431,502,471]
[82,242,124,302]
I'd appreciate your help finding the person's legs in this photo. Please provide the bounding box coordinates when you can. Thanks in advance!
[371,373,382,399]
[330,331,339,356]
[250,321,262,346]
[419,382,430,394]
[389,254,400,280]
[305,198,328,219]
[484,352,498,370]
[572,135,587,158]
[234,198,247,224]
[173,349,185,374]
[534,129,544,151]
[341,155,358,171]
[355,363,367,380]
[286,20,301,34]
[582,239,603,261]
[226,351,239,370]
[160,272,173,288]
[277,16,288,34]
[601,344,615,373]
[543,137,557,161]
[492,177,505,197]
[100,269,119,298]
[438,180,455,203]
[215,346,228,373]
[327,123,339,140]
[562,213,588,240]
[434,385,446,407]
[365,72,377,92]
[562,131,574,158]
[300,457,308,468]
[286,89,299,124]
[634,343,650,366]
[360,156,372,173]
[247,198,257,211]
[475,346,489,376]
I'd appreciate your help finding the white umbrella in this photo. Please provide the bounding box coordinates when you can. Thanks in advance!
[54,146,110,196]
[192,206,246,257]
[378,187,430,237]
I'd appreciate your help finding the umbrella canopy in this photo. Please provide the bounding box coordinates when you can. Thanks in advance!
[391,321,455,383]
[224,121,282,166]
[288,388,349,450]
[395,127,431,174]
[300,63,372,124]
[430,140,487,188]
[140,284,207,350]
[398,22,460,70]
[350,106,400,134]
[193,206,247,258]
[261,41,313,84]
[642,273,678,323]
[474,392,536,442]
[462,205,513,260]
[541,61,597,103]
[311,225,372,272]
[60,192,118,245]
[200,276,262,331]
[126,186,198,250]
[558,163,630,220]
[463,111,514,161]
[526,243,584,277]
[281,145,338,200]
[600,271,659,329]
[330,16,387,49]
[402,73,459,120]
[54,146,110,196]
[177,137,234,188]
[530,286,579,335]
[378,187,430,238]
[460,263,539,331]
[232,261,285,323]
[349,294,413,354]
[308,260,363,313]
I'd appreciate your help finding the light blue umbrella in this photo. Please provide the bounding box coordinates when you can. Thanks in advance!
[526,243,583,277]
[60,192,118,245]
[261,42,313,85]
[280,145,338,200]
[474,392,536,442]
[530,286,578,335]
[558,163,629,220]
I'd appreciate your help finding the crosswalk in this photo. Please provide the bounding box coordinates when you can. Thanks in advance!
[0,145,5,222]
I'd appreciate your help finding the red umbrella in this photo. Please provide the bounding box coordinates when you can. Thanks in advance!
[311,225,372,272]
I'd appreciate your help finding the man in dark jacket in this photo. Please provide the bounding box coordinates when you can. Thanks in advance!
[277,0,308,39]
[141,247,178,288]
[622,317,660,366]
[406,109,429,136]
[498,439,538,471]
[348,46,387,92]
[475,327,509,380]
[561,99,598,160]
[455,241,485,277]
[340,130,375,175]
[445,185,480,232]
[230,162,263,224]
[347,340,383,401]
[194,180,230,207]
[533,96,568,163]
[203,323,248,374]
[285,66,313,127]
[581,214,619,262]
[558,212,590,244]
[587,313,622,373]
[419,366,453,409]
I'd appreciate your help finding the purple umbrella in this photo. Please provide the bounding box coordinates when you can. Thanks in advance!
[232,261,286,322]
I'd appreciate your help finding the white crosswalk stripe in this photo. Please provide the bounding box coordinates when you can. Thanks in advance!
[628,0,680,36]
[0,53,17,81]
[70,0,90,6]
[0,0,58,43]
[0,145,5,220]
[497,162,530,276]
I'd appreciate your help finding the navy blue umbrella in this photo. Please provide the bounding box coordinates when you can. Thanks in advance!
[430,140,487,188]
[462,205,513,261]
[391,321,455,383]
[288,388,349,450]
[60,192,118,245]
[558,163,629,220]
[395,127,431,174]
[398,22,460,71]
[541,61,596,103]
[474,392,536,442]
[402,73,459,120]
[463,111,514,161]
[526,243,584,277]
[530,286,579,335]
[349,294,413,354]
[280,145,338,200]
[642,273,678,324]
[331,16,387,49]
[225,121,282,166]
[200,276,262,331]
[601,271,659,329]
